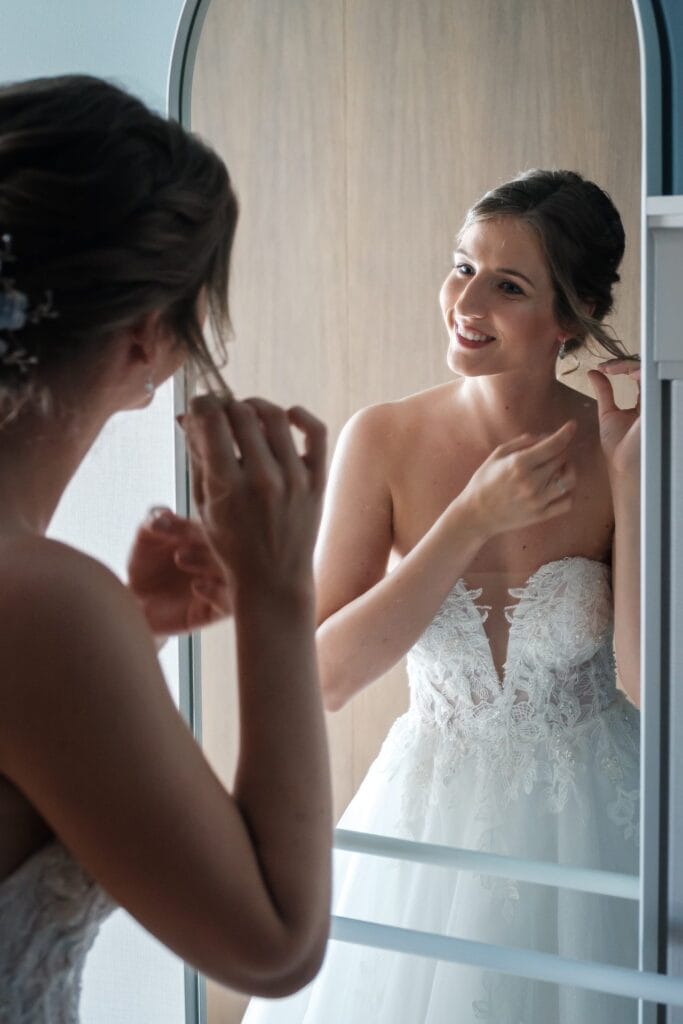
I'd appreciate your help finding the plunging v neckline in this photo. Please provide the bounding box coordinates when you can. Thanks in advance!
[457,555,610,691]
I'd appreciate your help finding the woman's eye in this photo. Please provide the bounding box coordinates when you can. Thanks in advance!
[500,280,524,295]
[455,263,473,276]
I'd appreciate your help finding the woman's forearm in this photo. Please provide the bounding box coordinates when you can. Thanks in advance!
[232,582,332,961]
[611,474,640,706]
[316,497,486,711]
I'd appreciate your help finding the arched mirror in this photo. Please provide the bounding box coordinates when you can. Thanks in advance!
[186,1,643,1020]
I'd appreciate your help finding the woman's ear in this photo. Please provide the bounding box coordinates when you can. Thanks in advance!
[126,310,172,368]
[113,310,181,407]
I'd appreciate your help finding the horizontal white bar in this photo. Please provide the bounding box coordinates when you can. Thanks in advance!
[334,829,639,901]
[657,361,683,380]
[331,916,683,1006]
[649,214,683,228]
[647,195,683,217]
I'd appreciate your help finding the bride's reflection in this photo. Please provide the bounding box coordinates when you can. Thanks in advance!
[243,170,640,1023]
[189,1,642,1019]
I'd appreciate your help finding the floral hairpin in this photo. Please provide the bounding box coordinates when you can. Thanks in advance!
[0,233,58,370]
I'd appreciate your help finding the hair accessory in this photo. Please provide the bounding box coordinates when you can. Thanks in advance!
[0,234,59,369]
[0,288,28,332]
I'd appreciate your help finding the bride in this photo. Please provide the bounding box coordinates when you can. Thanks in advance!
[0,75,332,1020]
[243,169,641,1023]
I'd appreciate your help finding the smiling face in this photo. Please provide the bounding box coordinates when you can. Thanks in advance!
[440,216,568,378]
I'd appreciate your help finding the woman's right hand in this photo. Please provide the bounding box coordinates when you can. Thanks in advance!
[457,420,578,539]
[181,394,327,596]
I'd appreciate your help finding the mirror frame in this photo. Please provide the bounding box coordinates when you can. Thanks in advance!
[171,1,683,1019]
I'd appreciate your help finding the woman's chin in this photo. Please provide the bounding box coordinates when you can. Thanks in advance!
[447,346,496,377]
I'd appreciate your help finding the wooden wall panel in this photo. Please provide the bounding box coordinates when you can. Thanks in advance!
[191,3,346,1021]
[343,0,641,802]
[190,3,640,1020]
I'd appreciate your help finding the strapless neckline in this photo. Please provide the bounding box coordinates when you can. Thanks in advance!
[0,837,114,1023]
[0,837,61,893]
[452,555,611,691]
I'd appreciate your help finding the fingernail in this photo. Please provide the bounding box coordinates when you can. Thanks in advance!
[148,508,173,530]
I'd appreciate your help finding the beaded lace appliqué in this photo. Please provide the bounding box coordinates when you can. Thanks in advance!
[0,841,114,1023]
[376,557,639,840]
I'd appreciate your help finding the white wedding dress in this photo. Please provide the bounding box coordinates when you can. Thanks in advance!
[244,556,640,1023]
[0,840,114,1022]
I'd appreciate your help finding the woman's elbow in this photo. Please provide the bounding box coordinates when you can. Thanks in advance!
[268,935,328,996]
[317,632,350,712]
[321,678,347,713]
[244,926,329,998]
[615,645,640,709]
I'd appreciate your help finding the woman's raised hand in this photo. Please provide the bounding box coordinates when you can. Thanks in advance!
[181,394,327,597]
[457,420,578,539]
[127,508,233,638]
[588,358,641,481]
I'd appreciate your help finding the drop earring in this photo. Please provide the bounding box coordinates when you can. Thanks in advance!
[557,338,580,375]
[144,373,155,397]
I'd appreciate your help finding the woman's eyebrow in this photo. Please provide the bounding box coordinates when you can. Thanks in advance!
[454,247,536,289]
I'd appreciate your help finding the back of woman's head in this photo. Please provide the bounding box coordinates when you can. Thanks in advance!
[460,169,629,360]
[0,74,238,415]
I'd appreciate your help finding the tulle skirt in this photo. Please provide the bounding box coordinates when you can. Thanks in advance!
[243,695,640,1023]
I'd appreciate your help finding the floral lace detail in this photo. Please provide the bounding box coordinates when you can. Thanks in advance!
[242,556,640,1024]
[0,841,114,1023]
[472,971,536,1023]
[374,557,640,843]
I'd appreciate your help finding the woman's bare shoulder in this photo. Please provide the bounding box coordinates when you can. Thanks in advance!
[0,534,123,600]
[0,535,137,689]
[349,381,461,449]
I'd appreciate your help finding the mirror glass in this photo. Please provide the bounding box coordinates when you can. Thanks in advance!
[189,2,642,1020]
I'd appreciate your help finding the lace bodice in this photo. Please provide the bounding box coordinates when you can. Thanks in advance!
[0,840,114,1023]
[408,556,616,729]
[395,556,639,823]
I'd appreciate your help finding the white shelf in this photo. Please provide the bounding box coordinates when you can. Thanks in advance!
[648,195,683,227]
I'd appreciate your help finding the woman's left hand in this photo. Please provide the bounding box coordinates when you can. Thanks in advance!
[587,358,641,481]
[127,507,233,639]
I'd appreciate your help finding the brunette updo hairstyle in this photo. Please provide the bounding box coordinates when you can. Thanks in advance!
[459,169,632,360]
[0,73,238,415]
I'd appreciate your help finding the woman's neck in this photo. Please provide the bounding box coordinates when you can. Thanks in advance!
[458,371,575,447]
[0,405,107,536]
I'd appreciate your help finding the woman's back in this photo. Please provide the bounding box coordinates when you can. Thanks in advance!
[0,74,333,1018]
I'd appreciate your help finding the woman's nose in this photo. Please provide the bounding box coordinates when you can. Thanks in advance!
[454,277,487,319]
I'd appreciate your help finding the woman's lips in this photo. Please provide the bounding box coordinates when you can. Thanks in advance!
[455,329,496,349]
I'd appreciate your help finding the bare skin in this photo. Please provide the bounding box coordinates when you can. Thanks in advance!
[0,306,332,996]
[314,217,640,708]
[383,379,612,683]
